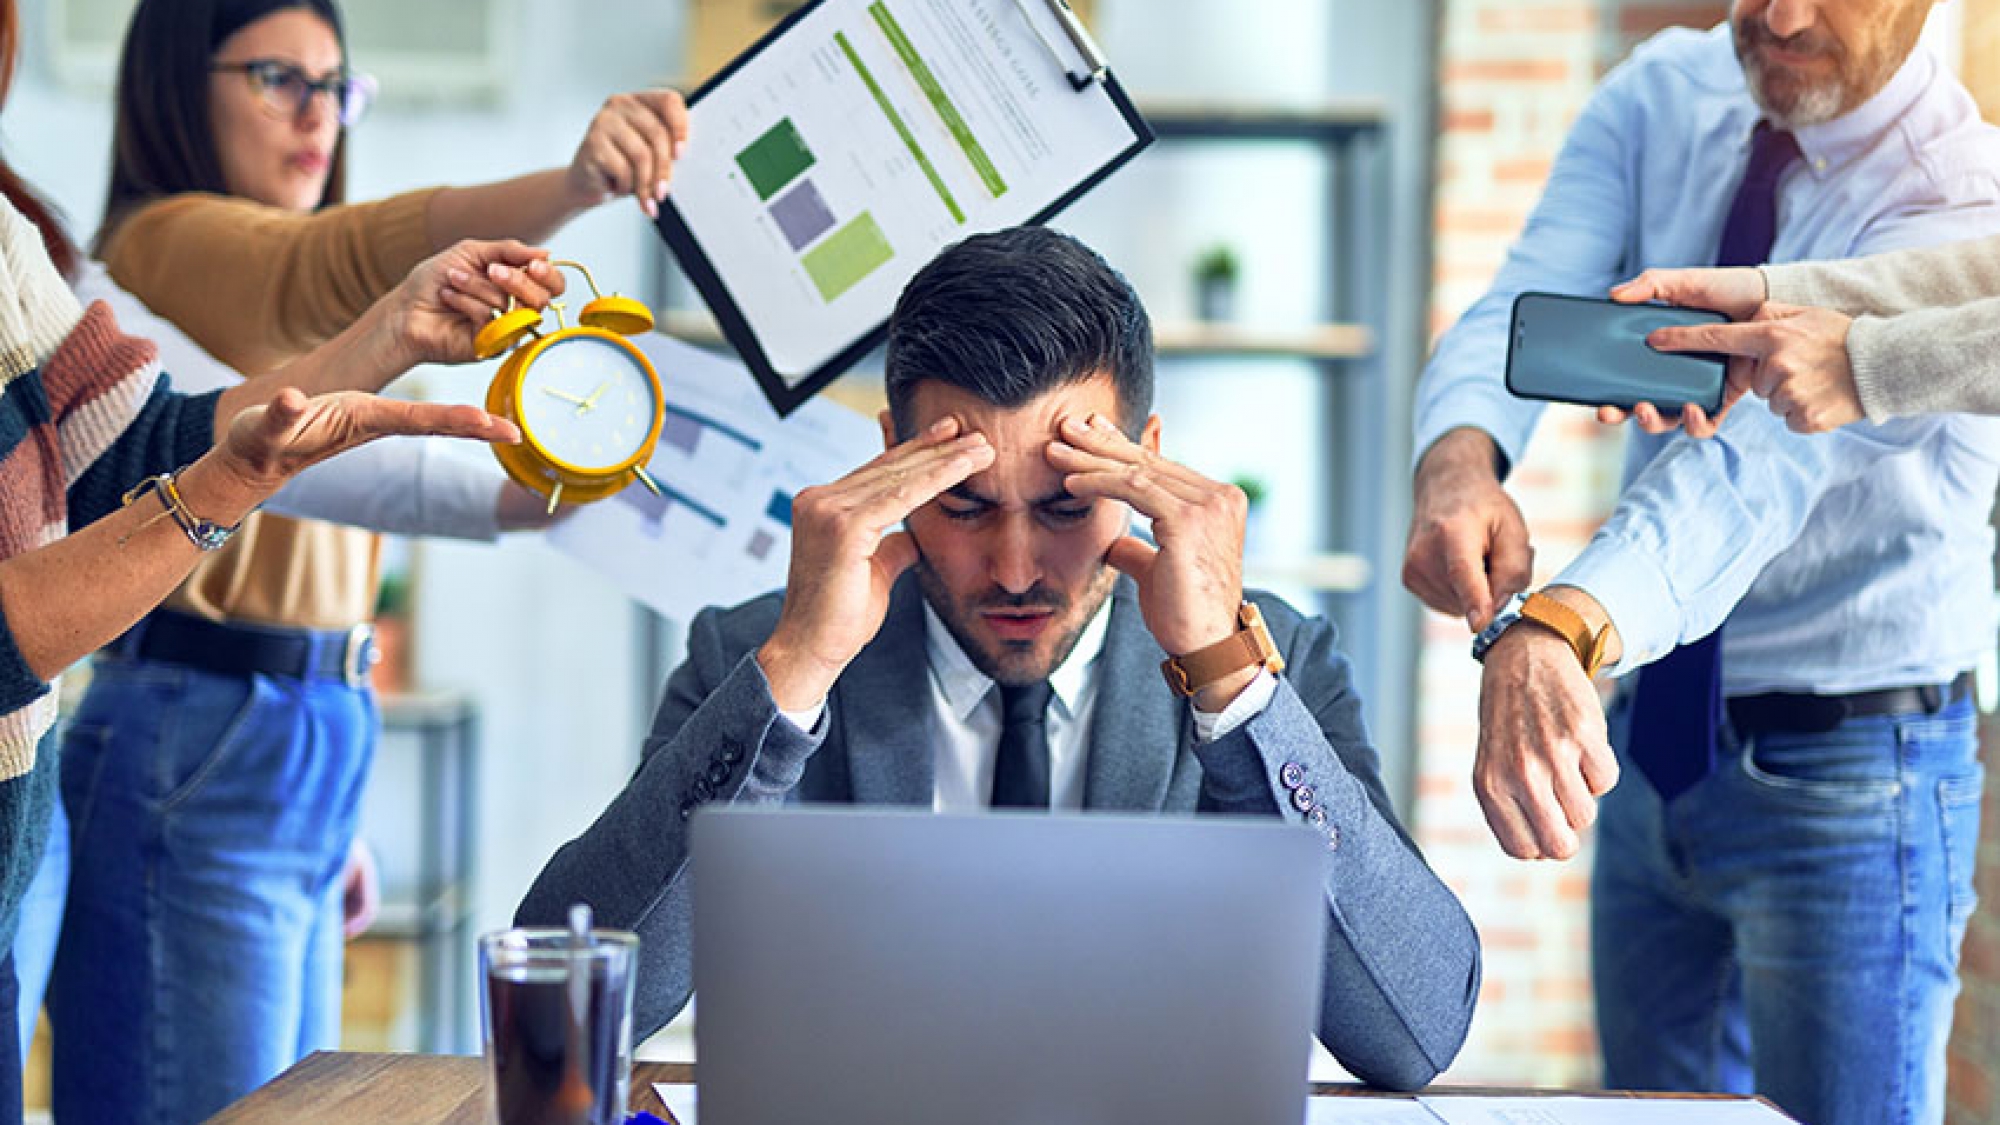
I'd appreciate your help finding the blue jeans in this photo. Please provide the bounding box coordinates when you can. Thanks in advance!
[0,730,56,1125]
[13,791,66,1067]
[1593,692,1982,1125]
[48,658,375,1125]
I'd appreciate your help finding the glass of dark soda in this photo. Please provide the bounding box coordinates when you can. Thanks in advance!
[479,927,638,1125]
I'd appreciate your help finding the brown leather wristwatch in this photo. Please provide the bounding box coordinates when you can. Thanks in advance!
[1518,590,1614,678]
[1160,602,1286,698]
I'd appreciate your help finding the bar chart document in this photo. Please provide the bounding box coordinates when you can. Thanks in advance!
[657,0,1150,414]
[546,332,880,620]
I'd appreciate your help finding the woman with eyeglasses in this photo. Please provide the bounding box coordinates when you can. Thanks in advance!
[28,2,691,1121]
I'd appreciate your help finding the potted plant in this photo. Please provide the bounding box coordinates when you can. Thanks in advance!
[1231,474,1270,556]
[1194,245,1240,322]
[371,572,413,694]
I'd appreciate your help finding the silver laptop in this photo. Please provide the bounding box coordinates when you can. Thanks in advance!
[690,806,1328,1125]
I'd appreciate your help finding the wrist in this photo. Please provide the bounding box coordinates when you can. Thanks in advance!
[1190,665,1260,713]
[1161,603,1284,700]
[370,297,422,378]
[558,165,605,218]
[755,635,839,713]
[1535,584,1622,669]
[1472,585,1622,675]
[172,454,267,528]
[1418,427,1504,485]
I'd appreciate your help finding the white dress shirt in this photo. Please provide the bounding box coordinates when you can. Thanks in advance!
[779,595,1278,808]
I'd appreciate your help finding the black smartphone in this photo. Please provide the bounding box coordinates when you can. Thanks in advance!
[1505,291,1729,414]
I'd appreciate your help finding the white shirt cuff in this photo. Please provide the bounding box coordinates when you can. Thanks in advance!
[1190,669,1278,743]
[779,700,826,736]
[1553,534,1681,677]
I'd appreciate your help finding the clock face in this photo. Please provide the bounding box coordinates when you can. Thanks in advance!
[515,335,661,473]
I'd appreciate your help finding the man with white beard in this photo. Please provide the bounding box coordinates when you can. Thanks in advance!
[1405,3,2000,1123]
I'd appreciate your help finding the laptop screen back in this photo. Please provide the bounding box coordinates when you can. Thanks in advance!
[691,807,1327,1125]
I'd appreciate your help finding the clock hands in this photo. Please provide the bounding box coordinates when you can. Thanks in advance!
[540,382,614,416]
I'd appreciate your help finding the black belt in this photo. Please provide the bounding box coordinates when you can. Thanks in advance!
[107,610,378,687]
[1727,671,1975,736]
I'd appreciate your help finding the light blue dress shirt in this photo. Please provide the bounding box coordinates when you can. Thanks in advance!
[1416,25,2000,696]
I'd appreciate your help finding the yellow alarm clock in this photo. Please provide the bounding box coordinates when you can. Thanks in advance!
[476,260,666,513]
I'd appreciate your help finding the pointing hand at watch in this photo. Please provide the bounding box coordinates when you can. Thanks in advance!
[1047,413,1253,705]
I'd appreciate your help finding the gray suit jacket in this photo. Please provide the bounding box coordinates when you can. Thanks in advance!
[520,575,1480,1090]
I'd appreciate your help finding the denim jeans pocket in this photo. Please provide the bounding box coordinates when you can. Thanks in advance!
[1737,723,1901,810]
[155,674,265,810]
[1937,769,1984,934]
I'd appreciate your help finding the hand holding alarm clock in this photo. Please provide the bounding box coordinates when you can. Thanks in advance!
[475,260,667,513]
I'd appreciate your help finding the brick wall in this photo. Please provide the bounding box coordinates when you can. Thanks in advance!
[1419,0,1726,1086]
[1952,697,2000,1125]
[1949,22,2000,1125]
[1945,480,2000,1122]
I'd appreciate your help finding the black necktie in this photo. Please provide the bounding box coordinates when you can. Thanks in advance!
[990,681,1054,808]
[1624,123,1800,802]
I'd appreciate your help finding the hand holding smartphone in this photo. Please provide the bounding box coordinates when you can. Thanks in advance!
[1506,292,1729,415]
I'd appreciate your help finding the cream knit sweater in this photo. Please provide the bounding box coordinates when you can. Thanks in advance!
[1763,238,2000,422]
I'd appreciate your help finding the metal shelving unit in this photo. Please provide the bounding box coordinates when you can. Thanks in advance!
[350,693,480,1054]
[1132,101,1393,636]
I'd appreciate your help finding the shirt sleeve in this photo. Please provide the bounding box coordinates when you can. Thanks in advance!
[262,438,507,541]
[778,699,827,735]
[1189,668,1277,743]
[1553,409,1956,672]
[1413,57,1645,472]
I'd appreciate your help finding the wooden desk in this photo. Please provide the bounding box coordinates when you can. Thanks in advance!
[209,1053,691,1124]
[212,1051,1785,1123]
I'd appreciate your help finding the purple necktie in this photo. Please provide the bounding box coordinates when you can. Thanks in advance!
[1624,123,1800,802]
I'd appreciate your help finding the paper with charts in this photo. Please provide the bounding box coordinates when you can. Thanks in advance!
[651,1084,1795,1125]
[667,0,1143,386]
[546,331,878,621]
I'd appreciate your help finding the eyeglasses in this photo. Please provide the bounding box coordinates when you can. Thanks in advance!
[211,59,378,127]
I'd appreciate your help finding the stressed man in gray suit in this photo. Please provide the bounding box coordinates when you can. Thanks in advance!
[519,227,1479,1090]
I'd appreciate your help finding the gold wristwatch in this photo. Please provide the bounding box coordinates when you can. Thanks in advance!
[1161,602,1286,698]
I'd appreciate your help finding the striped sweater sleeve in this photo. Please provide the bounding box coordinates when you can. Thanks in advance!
[0,196,88,775]
[0,202,218,776]
[47,303,218,527]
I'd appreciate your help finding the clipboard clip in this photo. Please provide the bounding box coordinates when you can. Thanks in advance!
[1013,0,1108,91]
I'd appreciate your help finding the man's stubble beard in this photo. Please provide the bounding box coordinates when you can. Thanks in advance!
[912,556,1120,688]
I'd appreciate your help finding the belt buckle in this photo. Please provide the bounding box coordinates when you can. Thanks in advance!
[342,624,379,689]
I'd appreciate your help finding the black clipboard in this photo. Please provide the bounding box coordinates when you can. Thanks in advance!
[653,0,1153,417]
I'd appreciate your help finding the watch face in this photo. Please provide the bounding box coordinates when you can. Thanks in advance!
[516,335,662,473]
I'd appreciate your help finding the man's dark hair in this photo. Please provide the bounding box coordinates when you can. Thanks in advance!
[885,227,1153,438]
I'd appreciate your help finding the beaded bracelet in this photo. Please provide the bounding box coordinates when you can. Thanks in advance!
[119,469,240,551]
